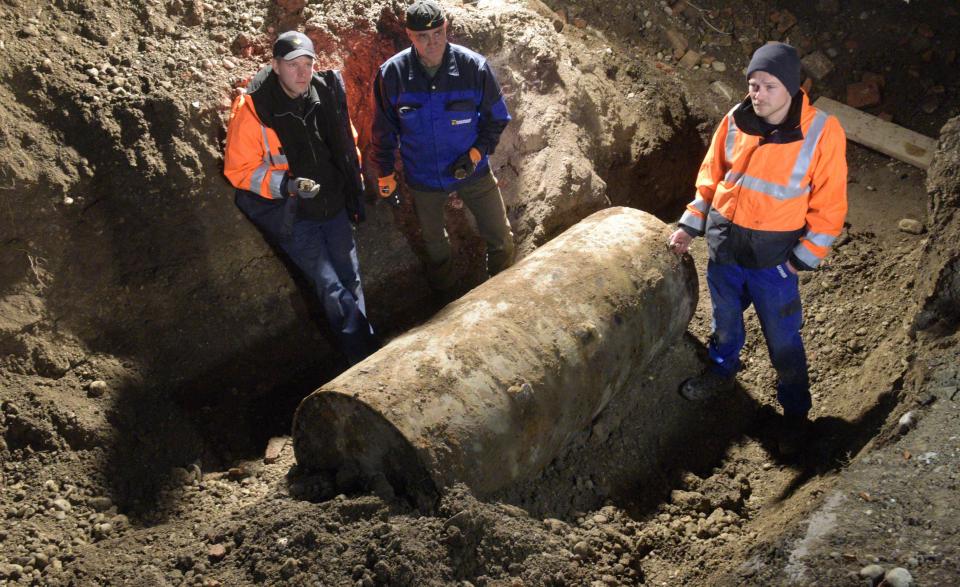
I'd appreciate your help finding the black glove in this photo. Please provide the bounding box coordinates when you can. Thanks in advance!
[449,150,478,180]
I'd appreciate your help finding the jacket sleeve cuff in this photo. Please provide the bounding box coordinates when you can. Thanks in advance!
[679,224,700,238]
[788,252,815,271]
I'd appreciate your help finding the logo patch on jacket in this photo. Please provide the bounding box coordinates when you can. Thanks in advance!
[451,117,473,126]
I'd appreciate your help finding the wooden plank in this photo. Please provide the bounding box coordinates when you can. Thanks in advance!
[813,97,937,169]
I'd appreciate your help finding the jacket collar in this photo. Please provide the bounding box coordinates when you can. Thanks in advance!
[407,43,460,80]
[733,90,808,145]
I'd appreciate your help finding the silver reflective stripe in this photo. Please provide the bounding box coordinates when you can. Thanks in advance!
[268,170,285,199]
[722,110,829,201]
[680,209,705,231]
[725,110,738,162]
[724,170,743,183]
[793,242,821,268]
[788,111,828,189]
[250,163,269,196]
[273,153,289,166]
[690,197,709,213]
[805,230,835,247]
[723,170,810,200]
[739,175,810,200]
[260,125,275,165]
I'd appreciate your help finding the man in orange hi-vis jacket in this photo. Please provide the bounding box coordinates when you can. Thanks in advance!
[668,42,848,455]
[224,31,378,366]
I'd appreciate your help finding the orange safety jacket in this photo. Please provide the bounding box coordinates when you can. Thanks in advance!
[224,90,289,200]
[224,67,365,222]
[679,91,847,270]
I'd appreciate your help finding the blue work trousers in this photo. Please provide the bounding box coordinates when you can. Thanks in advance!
[236,192,378,365]
[706,260,810,417]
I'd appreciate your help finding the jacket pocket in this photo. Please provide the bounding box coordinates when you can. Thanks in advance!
[445,100,477,134]
[397,102,423,134]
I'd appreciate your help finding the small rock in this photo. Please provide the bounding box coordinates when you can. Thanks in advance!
[0,563,24,579]
[21,25,40,37]
[860,564,885,583]
[573,540,594,559]
[898,411,916,433]
[897,218,924,235]
[44,479,59,493]
[711,60,727,72]
[227,466,249,481]
[51,498,72,512]
[710,81,736,102]
[543,518,566,533]
[88,496,114,512]
[280,557,299,578]
[264,437,287,464]
[846,81,881,108]
[93,522,113,538]
[882,567,913,587]
[678,49,701,69]
[665,29,689,54]
[670,490,710,512]
[801,51,834,80]
[776,9,797,33]
[207,544,226,562]
[862,72,885,88]
[920,94,939,114]
[87,380,109,398]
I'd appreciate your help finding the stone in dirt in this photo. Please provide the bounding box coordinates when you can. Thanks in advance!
[665,29,689,54]
[860,564,885,582]
[897,218,925,235]
[264,437,287,464]
[846,81,881,108]
[883,567,913,587]
[801,51,834,80]
[207,544,226,562]
[710,80,736,102]
[678,50,700,69]
[87,380,108,397]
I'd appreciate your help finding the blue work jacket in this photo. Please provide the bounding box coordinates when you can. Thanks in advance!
[371,43,511,192]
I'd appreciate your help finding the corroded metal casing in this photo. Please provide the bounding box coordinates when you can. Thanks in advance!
[292,207,697,506]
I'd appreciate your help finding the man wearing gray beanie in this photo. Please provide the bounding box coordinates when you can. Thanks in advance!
[668,42,849,456]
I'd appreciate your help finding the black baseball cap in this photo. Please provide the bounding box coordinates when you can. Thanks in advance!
[273,31,316,61]
[406,0,445,31]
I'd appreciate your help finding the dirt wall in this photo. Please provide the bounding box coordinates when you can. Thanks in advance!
[0,0,703,409]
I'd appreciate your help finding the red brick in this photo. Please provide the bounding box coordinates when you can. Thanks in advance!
[846,81,881,108]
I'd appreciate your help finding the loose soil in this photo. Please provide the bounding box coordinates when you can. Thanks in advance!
[1,1,958,586]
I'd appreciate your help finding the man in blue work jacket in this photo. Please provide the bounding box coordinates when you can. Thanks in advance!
[371,0,515,294]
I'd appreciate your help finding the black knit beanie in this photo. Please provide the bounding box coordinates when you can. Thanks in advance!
[746,43,801,96]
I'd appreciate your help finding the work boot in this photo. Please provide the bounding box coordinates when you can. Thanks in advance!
[679,371,735,401]
[778,413,811,456]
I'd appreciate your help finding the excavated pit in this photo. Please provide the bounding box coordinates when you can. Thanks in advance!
[4,0,958,585]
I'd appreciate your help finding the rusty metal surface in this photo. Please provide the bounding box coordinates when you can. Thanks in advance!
[293,207,697,505]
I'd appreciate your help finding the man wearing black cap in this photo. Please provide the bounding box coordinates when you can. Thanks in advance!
[668,42,848,455]
[371,0,515,295]
[224,31,379,365]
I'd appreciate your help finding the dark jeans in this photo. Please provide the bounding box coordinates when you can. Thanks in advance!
[706,260,810,416]
[235,191,378,365]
